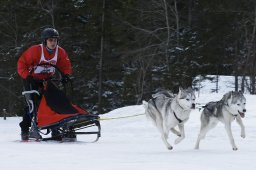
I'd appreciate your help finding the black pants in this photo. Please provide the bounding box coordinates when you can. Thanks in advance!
[19,79,42,133]
[19,107,32,133]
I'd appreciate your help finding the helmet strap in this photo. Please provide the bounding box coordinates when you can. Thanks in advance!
[43,39,47,46]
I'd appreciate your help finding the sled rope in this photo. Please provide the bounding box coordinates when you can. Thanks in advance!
[99,113,145,121]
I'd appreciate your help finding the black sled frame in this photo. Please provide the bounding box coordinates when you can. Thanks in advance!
[39,114,101,142]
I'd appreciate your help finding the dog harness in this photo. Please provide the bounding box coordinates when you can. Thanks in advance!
[173,99,190,123]
[33,44,58,74]
[173,111,183,123]
[174,99,183,123]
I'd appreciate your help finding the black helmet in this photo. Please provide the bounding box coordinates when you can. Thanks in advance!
[41,28,59,44]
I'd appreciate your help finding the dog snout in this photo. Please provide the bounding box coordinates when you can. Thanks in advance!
[191,103,195,109]
[243,109,246,113]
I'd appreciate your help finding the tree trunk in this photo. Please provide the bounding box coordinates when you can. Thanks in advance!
[162,0,170,71]
[98,0,105,114]
[174,0,180,45]
[235,75,238,92]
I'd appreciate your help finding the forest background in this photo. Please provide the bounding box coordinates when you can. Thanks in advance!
[1,0,256,115]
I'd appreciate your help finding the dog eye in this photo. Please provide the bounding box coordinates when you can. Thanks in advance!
[237,104,240,106]
[186,99,189,101]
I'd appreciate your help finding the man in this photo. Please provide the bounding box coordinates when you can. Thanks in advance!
[17,28,72,140]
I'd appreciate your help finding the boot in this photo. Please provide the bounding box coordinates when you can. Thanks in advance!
[51,129,62,141]
[21,131,29,141]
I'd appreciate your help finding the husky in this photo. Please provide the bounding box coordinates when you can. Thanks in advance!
[143,87,196,150]
[195,91,246,151]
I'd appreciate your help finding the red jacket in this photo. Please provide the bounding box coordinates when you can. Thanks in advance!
[17,44,72,79]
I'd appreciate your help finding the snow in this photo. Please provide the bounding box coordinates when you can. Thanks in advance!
[1,77,256,170]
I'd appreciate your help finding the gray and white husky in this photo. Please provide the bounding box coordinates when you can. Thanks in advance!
[143,87,196,150]
[195,91,246,151]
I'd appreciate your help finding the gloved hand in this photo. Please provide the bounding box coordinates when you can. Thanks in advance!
[26,75,34,84]
[62,74,71,83]
[24,75,35,90]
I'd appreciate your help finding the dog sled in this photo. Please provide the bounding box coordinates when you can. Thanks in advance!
[22,63,101,142]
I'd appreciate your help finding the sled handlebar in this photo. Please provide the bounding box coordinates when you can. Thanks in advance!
[30,63,72,84]
[22,90,40,96]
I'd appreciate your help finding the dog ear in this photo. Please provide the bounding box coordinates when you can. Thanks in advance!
[229,91,233,104]
[178,87,183,98]
[179,87,184,93]
[222,91,232,105]
[186,87,194,94]
[238,90,243,94]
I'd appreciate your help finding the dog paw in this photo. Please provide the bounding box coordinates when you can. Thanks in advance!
[194,144,199,150]
[233,147,238,151]
[167,146,173,150]
[241,132,246,138]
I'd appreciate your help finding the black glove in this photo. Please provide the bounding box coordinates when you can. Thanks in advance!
[26,75,34,82]
[26,75,35,85]
[24,75,35,90]
[62,74,71,83]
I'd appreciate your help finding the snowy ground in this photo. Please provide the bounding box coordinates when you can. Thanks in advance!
[0,91,256,170]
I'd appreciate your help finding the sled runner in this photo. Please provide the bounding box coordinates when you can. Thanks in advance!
[22,63,101,142]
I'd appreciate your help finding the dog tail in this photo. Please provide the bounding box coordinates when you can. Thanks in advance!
[142,100,148,109]
[142,100,149,119]
[143,100,162,129]
[142,100,151,119]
